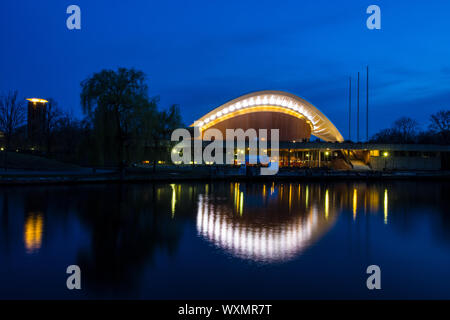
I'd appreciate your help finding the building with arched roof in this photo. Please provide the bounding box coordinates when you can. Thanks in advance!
[191,90,344,142]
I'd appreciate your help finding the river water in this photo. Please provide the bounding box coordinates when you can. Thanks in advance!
[0,181,449,299]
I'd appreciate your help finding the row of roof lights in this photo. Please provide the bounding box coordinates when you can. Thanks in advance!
[196,95,318,129]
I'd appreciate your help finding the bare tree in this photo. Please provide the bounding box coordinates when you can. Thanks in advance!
[393,117,419,143]
[429,110,450,143]
[0,91,26,170]
[44,98,63,154]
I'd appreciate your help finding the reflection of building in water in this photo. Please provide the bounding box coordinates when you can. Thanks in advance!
[24,212,44,254]
[196,183,338,263]
[349,183,389,223]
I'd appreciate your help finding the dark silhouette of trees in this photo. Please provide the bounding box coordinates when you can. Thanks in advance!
[0,91,25,149]
[1,69,184,168]
[81,68,152,166]
[151,104,183,169]
[0,91,26,171]
[80,68,183,167]
[372,111,449,144]
[429,110,450,144]
[392,117,420,143]
[43,98,63,154]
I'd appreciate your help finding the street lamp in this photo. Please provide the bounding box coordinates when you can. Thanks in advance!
[383,151,389,170]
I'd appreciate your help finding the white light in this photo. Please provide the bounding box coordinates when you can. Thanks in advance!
[270,96,275,104]
[204,117,210,123]
[222,107,229,114]
[236,102,242,109]
[229,105,235,112]
[198,121,204,127]
[210,114,216,120]
[216,111,222,117]
[243,100,249,107]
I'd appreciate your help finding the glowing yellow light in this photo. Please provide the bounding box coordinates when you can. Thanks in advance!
[289,184,292,211]
[383,152,389,157]
[325,189,329,219]
[384,189,388,224]
[198,105,312,132]
[239,192,244,216]
[325,151,330,156]
[26,98,48,103]
[0,147,4,151]
[234,183,240,212]
[24,212,44,254]
[170,184,176,218]
[305,186,309,207]
[353,188,357,220]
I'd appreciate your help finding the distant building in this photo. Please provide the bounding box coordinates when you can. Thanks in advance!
[26,98,48,149]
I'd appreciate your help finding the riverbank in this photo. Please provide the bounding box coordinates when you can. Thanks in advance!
[1,167,449,185]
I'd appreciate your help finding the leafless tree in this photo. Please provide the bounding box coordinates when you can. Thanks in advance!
[44,98,63,154]
[393,117,419,142]
[0,90,26,149]
[0,91,26,171]
[429,110,450,143]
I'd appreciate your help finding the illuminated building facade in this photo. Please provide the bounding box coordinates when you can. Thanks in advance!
[192,90,344,142]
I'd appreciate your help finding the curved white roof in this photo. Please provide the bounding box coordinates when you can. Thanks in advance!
[191,90,344,142]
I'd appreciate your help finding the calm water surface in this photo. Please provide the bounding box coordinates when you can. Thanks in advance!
[0,181,449,299]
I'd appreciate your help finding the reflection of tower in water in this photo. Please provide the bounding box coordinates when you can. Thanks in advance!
[196,183,338,263]
[23,193,47,254]
[24,212,44,254]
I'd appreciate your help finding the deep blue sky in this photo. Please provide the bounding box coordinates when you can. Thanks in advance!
[1,0,449,139]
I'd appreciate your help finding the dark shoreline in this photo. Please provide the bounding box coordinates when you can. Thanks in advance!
[1,170,449,186]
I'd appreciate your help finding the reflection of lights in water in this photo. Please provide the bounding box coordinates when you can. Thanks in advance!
[384,189,388,224]
[353,188,357,220]
[196,193,335,263]
[24,212,44,254]
[239,192,244,216]
[289,184,292,211]
[325,189,329,219]
[305,186,309,208]
[170,184,176,217]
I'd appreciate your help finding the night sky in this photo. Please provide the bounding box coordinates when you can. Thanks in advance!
[1,0,449,139]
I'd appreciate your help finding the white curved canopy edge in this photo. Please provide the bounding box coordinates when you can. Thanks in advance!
[190,90,344,142]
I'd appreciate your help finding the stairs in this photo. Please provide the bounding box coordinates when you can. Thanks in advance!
[350,160,372,171]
